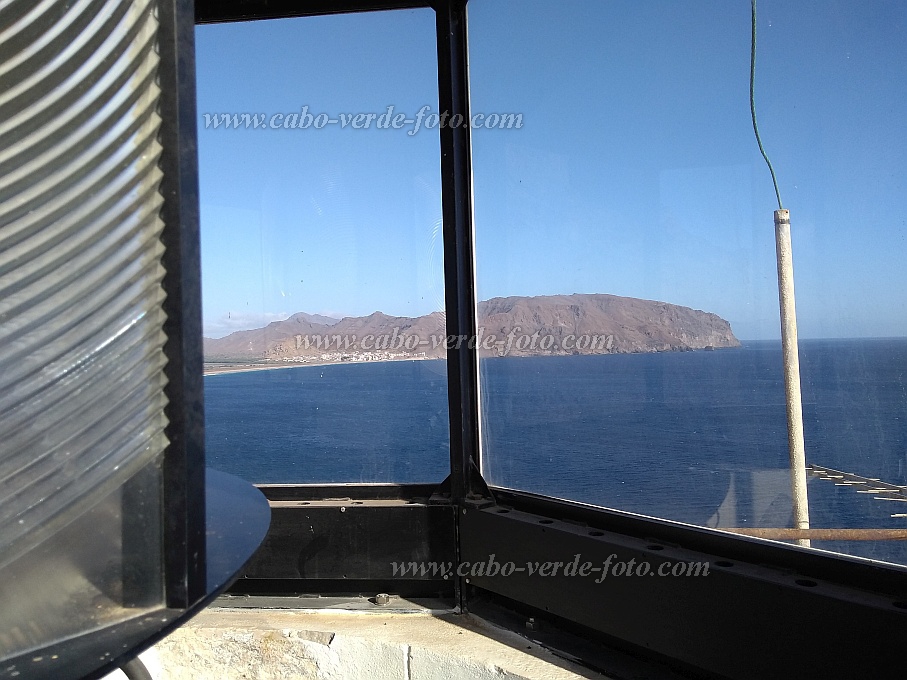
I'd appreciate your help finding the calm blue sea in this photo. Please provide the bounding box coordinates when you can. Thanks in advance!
[205,338,907,564]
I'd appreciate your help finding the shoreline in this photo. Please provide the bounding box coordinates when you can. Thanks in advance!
[203,356,435,376]
[202,344,745,376]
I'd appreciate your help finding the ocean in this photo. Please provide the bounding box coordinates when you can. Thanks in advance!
[204,338,907,565]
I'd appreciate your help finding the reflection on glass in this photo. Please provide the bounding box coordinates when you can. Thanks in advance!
[196,11,449,483]
[469,0,907,565]
[0,464,163,659]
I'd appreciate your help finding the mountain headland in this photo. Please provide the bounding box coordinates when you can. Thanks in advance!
[204,293,740,369]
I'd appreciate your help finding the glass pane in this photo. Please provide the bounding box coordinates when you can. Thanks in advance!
[196,11,449,483]
[470,0,907,566]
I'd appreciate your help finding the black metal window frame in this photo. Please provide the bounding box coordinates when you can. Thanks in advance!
[160,0,209,610]
[194,2,907,677]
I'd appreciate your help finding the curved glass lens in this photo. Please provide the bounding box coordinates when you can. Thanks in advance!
[0,0,167,659]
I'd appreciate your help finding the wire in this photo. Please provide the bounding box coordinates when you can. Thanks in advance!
[750,0,783,210]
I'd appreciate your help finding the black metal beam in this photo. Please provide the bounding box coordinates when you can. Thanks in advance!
[460,503,907,679]
[435,0,479,505]
[157,0,208,608]
[490,487,907,597]
[121,464,165,608]
[232,501,457,596]
[435,0,478,615]
[257,483,441,502]
[195,0,431,24]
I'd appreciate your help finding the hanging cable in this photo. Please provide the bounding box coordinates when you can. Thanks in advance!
[749,0,810,545]
[750,0,783,210]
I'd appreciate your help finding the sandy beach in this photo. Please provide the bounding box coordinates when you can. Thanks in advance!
[203,361,337,376]
[203,355,435,376]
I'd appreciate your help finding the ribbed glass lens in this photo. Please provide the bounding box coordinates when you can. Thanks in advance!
[0,0,168,659]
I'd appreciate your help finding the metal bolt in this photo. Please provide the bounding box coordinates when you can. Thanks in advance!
[340,507,346,513]
[375,593,391,605]
[526,617,537,631]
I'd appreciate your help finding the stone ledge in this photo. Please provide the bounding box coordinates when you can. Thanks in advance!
[147,607,609,680]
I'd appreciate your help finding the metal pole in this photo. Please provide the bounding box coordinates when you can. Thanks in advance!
[723,528,907,541]
[774,208,811,547]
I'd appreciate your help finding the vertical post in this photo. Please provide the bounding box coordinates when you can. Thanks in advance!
[158,0,208,605]
[436,0,480,506]
[774,209,811,547]
[436,0,479,614]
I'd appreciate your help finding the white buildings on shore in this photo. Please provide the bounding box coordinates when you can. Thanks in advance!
[270,350,429,364]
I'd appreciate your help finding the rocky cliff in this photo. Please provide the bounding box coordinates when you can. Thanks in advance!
[203,293,740,363]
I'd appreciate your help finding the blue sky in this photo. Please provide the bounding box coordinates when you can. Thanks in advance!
[195,1,906,340]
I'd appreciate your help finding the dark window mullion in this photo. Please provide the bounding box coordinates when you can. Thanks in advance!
[195,0,431,25]
[159,0,207,607]
[436,0,481,504]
